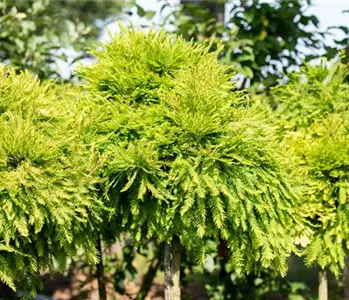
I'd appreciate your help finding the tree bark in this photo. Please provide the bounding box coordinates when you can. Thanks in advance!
[96,237,107,300]
[164,235,182,300]
[318,270,328,300]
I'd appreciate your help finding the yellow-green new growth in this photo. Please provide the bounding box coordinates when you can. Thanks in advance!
[270,60,349,276]
[0,66,102,295]
[80,26,305,276]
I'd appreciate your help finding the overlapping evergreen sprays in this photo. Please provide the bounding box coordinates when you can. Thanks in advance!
[0,66,103,296]
[79,26,305,298]
[269,60,349,300]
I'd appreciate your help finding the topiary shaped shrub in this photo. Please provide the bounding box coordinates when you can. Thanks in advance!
[80,26,305,298]
[0,66,102,296]
[270,60,349,131]
[269,60,349,299]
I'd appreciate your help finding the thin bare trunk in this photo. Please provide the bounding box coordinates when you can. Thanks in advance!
[164,236,181,300]
[96,237,107,300]
[318,270,328,300]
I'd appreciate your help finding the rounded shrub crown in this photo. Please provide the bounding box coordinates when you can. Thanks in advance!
[80,26,304,275]
[0,66,101,294]
[270,60,349,131]
[270,61,349,275]
[300,115,349,275]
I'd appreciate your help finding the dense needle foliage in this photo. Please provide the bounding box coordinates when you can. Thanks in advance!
[301,116,349,274]
[79,27,305,275]
[270,61,349,275]
[270,61,349,131]
[0,66,102,295]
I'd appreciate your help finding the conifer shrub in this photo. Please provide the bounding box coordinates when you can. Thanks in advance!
[269,61,349,276]
[270,60,349,131]
[0,66,102,295]
[299,115,349,275]
[79,25,305,291]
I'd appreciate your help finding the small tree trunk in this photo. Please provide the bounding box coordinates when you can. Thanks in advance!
[164,235,181,300]
[96,237,107,300]
[343,258,349,299]
[318,270,328,300]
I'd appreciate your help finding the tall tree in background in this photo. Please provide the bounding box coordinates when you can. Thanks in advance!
[0,0,88,79]
[181,0,225,24]
[165,0,330,89]
[0,0,138,79]
[7,0,136,39]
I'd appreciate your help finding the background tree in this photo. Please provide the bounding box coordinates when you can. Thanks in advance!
[0,0,142,80]
[0,0,90,79]
[163,0,335,90]
[180,0,225,28]
[4,0,137,39]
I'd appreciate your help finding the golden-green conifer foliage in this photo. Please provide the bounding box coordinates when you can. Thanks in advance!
[79,27,305,275]
[0,66,102,295]
[270,61,349,275]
